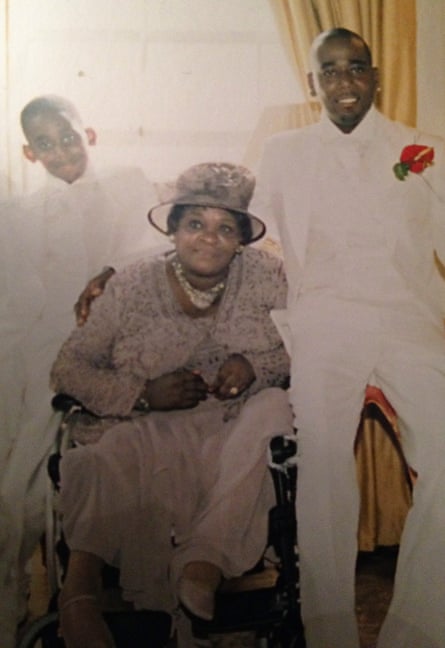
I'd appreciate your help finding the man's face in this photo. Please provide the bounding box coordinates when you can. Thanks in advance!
[23,111,93,183]
[308,36,379,133]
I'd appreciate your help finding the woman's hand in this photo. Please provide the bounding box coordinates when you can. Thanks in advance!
[138,370,209,411]
[211,354,255,400]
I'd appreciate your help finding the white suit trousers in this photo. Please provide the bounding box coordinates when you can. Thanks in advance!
[288,296,445,648]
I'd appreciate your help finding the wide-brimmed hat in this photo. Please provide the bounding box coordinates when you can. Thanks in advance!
[148,162,266,244]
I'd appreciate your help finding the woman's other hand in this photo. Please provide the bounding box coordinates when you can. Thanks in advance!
[211,354,255,399]
[140,370,209,411]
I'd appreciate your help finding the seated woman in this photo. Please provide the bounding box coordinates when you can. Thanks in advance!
[50,162,293,648]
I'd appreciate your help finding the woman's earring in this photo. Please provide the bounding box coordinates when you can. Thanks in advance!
[236,245,244,254]
[169,234,175,243]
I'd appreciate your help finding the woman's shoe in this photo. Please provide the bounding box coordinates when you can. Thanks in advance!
[177,561,222,621]
[59,593,115,648]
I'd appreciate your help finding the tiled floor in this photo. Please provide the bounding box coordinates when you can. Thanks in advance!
[356,546,398,648]
[25,546,397,647]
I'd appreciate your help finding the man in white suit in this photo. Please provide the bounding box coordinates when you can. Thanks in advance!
[251,28,445,648]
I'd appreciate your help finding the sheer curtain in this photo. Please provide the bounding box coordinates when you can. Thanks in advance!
[264,0,417,551]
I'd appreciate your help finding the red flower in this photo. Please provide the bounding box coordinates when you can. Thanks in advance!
[393,144,434,180]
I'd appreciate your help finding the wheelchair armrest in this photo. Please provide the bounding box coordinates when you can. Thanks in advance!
[48,394,84,487]
[47,451,62,489]
[51,393,83,413]
[269,435,297,467]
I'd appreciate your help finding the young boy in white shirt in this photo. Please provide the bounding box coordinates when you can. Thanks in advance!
[0,95,167,647]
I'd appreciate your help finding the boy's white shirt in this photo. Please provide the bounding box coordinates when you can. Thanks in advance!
[0,158,170,645]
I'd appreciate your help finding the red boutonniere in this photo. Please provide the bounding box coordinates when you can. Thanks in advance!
[393,144,435,181]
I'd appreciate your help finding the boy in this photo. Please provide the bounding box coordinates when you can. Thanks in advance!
[0,95,167,647]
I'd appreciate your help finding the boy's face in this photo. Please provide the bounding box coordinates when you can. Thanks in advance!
[23,111,95,184]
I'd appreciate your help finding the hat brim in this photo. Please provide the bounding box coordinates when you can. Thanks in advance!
[147,199,266,244]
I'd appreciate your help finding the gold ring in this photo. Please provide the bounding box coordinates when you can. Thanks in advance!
[229,386,239,396]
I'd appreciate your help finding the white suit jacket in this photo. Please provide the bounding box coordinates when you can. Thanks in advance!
[251,108,445,329]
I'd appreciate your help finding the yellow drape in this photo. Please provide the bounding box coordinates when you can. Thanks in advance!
[267,0,417,551]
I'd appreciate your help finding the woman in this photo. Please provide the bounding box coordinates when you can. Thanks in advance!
[50,162,293,648]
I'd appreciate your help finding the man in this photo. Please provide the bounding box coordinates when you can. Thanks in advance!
[251,28,445,648]
[0,95,167,647]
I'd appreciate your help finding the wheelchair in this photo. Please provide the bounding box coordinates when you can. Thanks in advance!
[18,395,305,648]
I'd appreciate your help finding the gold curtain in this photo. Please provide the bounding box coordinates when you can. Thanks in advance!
[268,0,417,551]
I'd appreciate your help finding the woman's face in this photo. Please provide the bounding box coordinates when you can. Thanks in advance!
[173,206,242,282]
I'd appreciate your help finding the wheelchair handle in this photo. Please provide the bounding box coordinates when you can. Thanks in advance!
[51,392,83,413]
[269,435,297,466]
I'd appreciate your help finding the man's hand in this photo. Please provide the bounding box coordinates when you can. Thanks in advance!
[75,267,115,326]
[139,370,209,411]
[210,354,255,400]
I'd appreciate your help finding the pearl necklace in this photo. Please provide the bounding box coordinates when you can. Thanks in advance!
[171,258,226,310]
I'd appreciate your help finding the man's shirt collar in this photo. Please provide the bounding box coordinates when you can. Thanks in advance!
[319,105,377,144]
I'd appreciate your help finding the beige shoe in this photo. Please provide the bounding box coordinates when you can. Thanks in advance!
[59,594,115,648]
[177,561,222,621]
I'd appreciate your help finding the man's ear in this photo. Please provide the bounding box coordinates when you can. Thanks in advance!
[23,144,38,163]
[85,128,97,146]
[307,72,317,98]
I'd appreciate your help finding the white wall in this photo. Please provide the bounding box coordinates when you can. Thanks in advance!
[416,0,445,139]
[0,0,301,196]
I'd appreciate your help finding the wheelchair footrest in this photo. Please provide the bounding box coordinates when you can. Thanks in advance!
[104,609,172,647]
[191,586,288,636]
[17,610,172,648]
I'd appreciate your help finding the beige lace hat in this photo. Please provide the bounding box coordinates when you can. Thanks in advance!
[148,162,266,244]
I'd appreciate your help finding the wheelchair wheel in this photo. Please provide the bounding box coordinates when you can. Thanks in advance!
[16,612,62,648]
